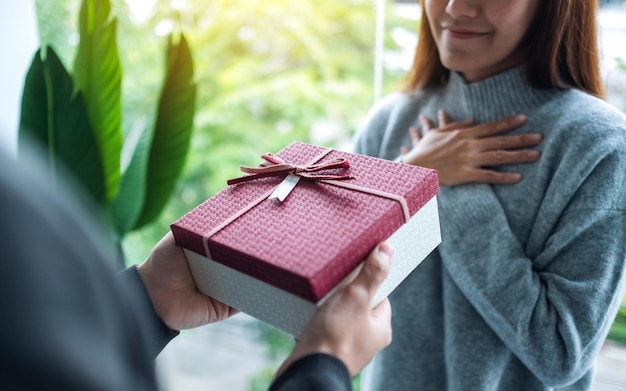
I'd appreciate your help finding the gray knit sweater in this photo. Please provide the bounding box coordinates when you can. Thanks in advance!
[354,67,626,390]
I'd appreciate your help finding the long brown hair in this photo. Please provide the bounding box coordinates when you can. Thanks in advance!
[402,0,605,99]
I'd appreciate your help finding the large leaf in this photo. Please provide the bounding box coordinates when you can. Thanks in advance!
[135,33,197,229]
[19,47,106,204]
[73,0,122,203]
[110,125,152,236]
[111,33,196,234]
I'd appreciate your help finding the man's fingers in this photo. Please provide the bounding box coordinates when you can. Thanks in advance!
[370,298,393,343]
[352,242,393,295]
[371,297,392,322]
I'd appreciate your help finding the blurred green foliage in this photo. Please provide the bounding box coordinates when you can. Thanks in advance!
[608,304,626,345]
[247,322,294,390]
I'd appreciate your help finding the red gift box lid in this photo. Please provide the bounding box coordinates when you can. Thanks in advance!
[171,141,438,302]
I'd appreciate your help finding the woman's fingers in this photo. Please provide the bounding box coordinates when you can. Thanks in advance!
[409,126,421,147]
[430,111,542,154]
[419,115,434,133]
[469,114,527,138]
[438,109,450,127]
[405,111,542,186]
[473,149,541,166]
[479,132,543,151]
[465,168,524,184]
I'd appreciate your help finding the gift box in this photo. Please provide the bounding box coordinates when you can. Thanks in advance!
[171,141,440,336]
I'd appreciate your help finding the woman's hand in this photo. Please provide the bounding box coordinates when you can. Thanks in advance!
[400,110,542,186]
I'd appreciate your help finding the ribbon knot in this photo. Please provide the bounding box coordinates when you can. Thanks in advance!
[227,152,353,185]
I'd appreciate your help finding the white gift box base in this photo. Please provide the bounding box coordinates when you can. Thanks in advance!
[184,196,441,337]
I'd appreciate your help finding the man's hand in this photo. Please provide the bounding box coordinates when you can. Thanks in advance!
[400,110,542,186]
[137,232,238,330]
[275,242,394,378]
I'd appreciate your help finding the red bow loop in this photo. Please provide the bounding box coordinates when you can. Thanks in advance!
[227,152,353,185]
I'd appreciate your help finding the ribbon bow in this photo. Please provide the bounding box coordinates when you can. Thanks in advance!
[227,152,353,185]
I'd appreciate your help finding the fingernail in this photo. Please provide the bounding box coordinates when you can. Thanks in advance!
[516,114,527,122]
[377,242,393,262]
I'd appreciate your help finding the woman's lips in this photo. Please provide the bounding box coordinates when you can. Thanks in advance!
[444,27,490,39]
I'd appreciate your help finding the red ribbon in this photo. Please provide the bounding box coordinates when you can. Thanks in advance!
[204,148,411,261]
[227,153,353,185]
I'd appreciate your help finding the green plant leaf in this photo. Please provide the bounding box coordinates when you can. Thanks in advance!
[134,33,197,229]
[18,47,106,204]
[73,0,122,203]
[110,126,152,236]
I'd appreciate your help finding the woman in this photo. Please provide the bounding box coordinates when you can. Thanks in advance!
[354,0,626,390]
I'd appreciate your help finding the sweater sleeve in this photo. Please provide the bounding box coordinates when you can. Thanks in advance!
[119,266,180,358]
[0,150,160,391]
[437,146,626,386]
[269,353,352,391]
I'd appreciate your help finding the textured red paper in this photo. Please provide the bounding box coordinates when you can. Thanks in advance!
[171,141,438,302]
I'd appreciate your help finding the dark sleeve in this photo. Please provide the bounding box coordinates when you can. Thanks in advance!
[269,353,352,391]
[0,150,159,390]
[119,266,180,357]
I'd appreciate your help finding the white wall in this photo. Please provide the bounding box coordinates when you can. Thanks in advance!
[0,2,39,155]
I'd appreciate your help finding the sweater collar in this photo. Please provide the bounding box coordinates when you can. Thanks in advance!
[444,66,559,123]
